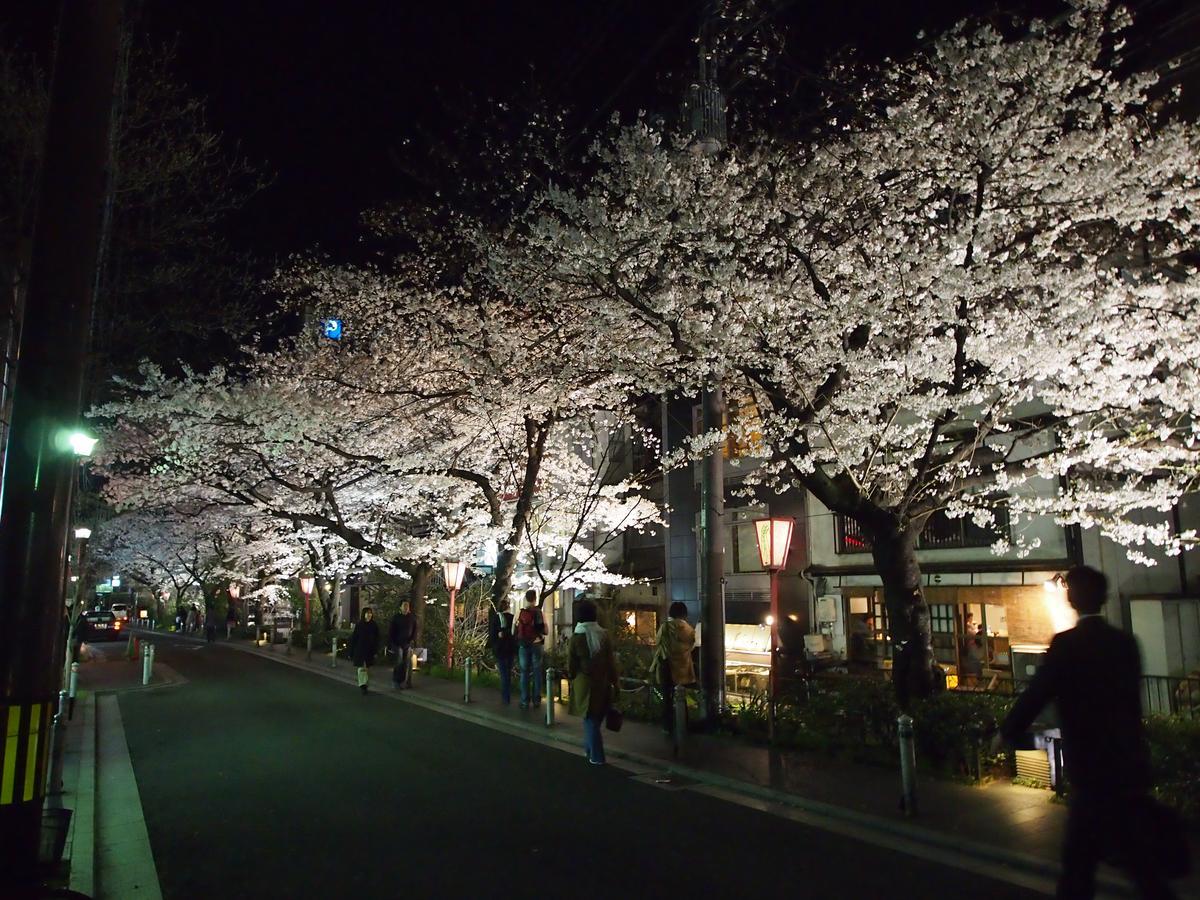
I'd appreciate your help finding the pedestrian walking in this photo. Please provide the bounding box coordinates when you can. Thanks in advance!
[226,604,238,639]
[515,589,546,708]
[568,599,620,766]
[650,601,695,734]
[176,606,186,633]
[998,566,1185,899]
[349,607,381,695]
[205,604,217,642]
[487,599,516,705]
[186,605,198,635]
[388,601,418,688]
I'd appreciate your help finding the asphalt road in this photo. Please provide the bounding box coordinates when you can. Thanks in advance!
[116,639,1044,900]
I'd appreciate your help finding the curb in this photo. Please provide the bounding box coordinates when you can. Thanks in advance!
[68,692,96,898]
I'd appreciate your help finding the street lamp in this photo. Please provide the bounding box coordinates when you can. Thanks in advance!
[298,576,315,630]
[66,430,98,457]
[754,516,795,706]
[442,560,468,668]
[73,527,91,540]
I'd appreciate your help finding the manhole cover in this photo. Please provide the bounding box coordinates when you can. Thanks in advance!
[629,772,699,791]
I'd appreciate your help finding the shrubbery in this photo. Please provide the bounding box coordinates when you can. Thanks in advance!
[1145,715,1200,823]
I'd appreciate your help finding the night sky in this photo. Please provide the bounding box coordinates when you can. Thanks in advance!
[6,1,1070,260]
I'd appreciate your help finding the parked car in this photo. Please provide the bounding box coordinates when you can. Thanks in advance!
[109,602,131,622]
[80,609,124,642]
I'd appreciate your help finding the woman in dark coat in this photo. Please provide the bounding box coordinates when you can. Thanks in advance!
[349,607,381,695]
[568,599,620,765]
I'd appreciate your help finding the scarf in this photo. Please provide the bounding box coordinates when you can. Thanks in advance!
[574,620,605,657]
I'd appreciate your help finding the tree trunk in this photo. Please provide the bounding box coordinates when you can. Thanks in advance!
[870,525,935,709]
[490,416,550,611]
[409,561,432,643]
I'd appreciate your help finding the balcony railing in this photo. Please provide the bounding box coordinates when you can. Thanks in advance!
[1142,675,1200,718]
[835,507,1011,555]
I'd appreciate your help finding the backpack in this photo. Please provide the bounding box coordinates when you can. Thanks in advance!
[515,607,545,644]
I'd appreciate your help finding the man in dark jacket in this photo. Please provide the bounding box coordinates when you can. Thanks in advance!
[388,601,418,689]
[348,607,381,695]
[487,599,516,705]
[999,566,1175,899]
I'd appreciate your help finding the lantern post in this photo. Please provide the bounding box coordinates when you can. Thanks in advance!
[442,561,467,668]
[753,516,795,703]
[299,576,315,630]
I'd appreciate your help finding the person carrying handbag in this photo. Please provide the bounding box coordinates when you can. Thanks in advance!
[568,599,620,766]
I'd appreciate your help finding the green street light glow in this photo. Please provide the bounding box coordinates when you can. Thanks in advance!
[67,431,98,457]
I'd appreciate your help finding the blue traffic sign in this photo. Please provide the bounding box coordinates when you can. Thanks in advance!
[321,318,343,340]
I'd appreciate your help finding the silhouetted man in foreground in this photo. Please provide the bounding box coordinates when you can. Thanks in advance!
[999,566,1176,899]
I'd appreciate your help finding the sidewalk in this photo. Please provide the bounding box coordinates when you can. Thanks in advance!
[144,629,1200,898]
[50,640,181,897]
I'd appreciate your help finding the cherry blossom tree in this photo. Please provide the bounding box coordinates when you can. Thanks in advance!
[499,0,1200,702]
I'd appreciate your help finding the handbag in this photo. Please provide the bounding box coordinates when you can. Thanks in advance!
[605,707,624,732]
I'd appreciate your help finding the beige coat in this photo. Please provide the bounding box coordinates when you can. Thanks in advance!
[652,617,696,686]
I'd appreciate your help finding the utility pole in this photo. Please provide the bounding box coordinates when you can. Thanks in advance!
[685,8,729,723]
[0,1,122,881]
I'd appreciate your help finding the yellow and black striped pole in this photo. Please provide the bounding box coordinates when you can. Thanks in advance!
[0,0,122,881]
[0,703,53,808]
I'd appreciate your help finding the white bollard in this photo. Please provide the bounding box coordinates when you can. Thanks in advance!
[464,657,472,703]
[307,633,314,661]
[898,713,918,815]
[545,668,555,726]
[331,637,338,668]
[142,643,153,685]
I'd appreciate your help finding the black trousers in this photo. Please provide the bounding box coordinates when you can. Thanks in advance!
[661,667,675,732]
[1059,792,1176,900]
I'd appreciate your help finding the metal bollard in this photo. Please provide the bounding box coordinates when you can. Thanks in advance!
[331,637,338,668]
[464,657,472,703]
[545,668,555,726]
[307,633,314,661]
[898,713,918,815]
[269,622,276,651]
[47,695,67,795]
[767,680,777,744]
[142,643,154,685]
[673,686,688,757]
[285,627,292,654]
[68,662,79,719]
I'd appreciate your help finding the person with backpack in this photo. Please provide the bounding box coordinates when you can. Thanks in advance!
[487,598,516,705]
[388,600,418,689]
[515,589,546,709]
[349,607,381,695]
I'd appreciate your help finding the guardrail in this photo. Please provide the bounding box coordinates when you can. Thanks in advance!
[1142,675,1200,717]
